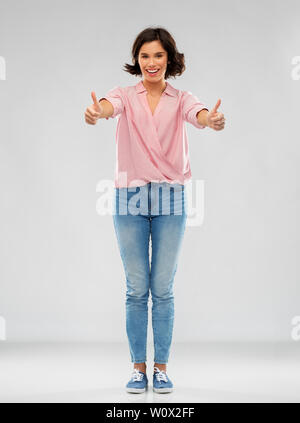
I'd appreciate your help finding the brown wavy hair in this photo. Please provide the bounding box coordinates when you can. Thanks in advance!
[123,26,186,80]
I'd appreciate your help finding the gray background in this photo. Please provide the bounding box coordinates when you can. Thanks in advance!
[0,0,299,342]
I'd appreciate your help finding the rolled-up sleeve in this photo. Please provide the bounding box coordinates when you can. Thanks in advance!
[99,86,124,119]
[182,91,208,129]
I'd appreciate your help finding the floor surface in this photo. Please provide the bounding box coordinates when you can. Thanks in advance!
[0,342,299,403]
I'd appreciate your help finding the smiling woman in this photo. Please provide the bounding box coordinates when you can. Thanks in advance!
[123,26,185,84]
[138,44,168,86]
[84,25,225,395]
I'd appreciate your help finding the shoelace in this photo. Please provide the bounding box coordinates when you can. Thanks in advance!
[131,369,144,382]
[153,367,168,382]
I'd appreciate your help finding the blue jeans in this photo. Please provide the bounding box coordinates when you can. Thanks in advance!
[112,182,187,364]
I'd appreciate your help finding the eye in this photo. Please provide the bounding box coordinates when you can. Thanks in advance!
[141,54,163,58]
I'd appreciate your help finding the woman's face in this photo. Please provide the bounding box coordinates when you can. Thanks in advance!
[137,40,168,82]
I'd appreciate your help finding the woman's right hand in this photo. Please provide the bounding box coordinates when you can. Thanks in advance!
[85,92,104,125]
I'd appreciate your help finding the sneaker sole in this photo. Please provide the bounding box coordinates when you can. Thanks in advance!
[126,386,148,393]
[153,387,173,393]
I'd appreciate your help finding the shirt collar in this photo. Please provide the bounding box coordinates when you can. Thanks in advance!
[135,80,177,97]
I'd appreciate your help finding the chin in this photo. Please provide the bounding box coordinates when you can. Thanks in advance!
[144,73,164,81]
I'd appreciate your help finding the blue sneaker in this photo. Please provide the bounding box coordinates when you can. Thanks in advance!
[153,367,173,393]
[126,369,148,393]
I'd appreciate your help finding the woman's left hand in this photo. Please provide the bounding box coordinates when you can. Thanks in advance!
[206,99,225,131]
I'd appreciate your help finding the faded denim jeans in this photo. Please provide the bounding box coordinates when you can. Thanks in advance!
[112,182,187,364]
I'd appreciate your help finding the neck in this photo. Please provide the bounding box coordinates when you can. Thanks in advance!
[142,79,167,96]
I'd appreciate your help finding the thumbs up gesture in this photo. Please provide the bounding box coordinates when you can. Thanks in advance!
[84,92,104,125]
[206,99,225,131]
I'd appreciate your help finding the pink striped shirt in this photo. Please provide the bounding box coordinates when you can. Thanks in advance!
[100,80,208,188]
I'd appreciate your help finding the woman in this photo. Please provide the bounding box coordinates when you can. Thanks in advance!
[85,26,225,394]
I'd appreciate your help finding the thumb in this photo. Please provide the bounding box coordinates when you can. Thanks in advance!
[211,98,221,114]
[91,91,100,110]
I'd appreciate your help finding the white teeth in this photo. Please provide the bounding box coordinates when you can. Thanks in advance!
[147,69,158,73]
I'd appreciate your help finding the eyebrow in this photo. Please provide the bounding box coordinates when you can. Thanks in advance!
[140,51,165,54]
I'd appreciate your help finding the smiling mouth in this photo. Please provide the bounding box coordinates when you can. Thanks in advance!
[146,69,159,74]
